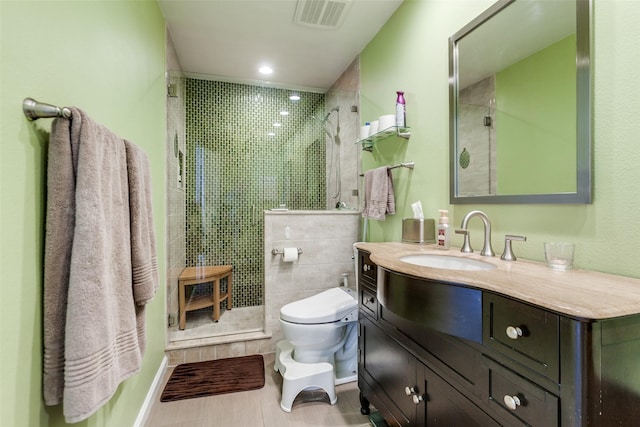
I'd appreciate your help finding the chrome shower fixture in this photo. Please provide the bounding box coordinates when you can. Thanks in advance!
[314,106,340,123]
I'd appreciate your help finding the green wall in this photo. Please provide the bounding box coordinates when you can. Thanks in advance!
[361,0,640,279]
[0,1,166,426]
[496,35,576,195]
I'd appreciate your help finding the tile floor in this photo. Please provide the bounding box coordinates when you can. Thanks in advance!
[145,353,373,427]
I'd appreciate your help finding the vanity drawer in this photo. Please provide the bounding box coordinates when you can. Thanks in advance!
[485,357,559,427]
[360,287,378,319]
[484,294,559,382]
[359,250,377,286]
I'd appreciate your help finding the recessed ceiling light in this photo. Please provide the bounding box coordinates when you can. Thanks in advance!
[273,122,282,127]
[280,111,289,116]
[289,94,300,101]
[259,65,273,75]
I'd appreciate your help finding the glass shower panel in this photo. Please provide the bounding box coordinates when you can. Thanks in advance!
[184,80,326,324]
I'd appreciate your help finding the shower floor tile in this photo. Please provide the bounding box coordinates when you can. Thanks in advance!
[168,305,264,343]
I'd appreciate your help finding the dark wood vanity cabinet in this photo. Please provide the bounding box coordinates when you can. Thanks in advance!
[358,249,500,426]
[357,249,640,426]
[359,314,499,426]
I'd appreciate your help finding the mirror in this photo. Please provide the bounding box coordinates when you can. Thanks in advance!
[449,0,591,204]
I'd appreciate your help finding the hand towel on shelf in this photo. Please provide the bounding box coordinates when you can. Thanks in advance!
[362,166,395,221]
[43,107,157,423]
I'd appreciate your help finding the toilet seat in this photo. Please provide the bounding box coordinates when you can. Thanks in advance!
[276,287,359,412]
[280,287,357,324]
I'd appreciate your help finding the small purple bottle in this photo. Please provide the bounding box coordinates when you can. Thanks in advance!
[396,91,406,127]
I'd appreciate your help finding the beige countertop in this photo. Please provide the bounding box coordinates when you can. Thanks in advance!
[356,242,640,321]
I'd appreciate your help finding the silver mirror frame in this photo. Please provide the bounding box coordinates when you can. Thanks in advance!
[449,0,592,204]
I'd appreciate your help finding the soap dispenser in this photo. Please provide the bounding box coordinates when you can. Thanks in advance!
[436,210,450,249]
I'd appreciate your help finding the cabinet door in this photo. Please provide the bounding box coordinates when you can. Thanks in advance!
[360,316,417,426]
[418,363,501,426]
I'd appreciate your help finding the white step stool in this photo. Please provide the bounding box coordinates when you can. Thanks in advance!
[274,340,337,412]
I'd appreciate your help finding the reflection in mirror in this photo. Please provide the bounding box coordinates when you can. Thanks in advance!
[449,0,592,204]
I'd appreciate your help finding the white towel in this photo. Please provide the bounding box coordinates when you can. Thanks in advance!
[43,107,157,423]
[362,166,395,221]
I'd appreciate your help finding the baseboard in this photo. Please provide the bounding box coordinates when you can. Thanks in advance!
[133,355,168,427]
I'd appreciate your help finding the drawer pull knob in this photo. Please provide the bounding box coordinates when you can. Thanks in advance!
[412,394,424,405]
[405,386,416,396]
[367,297,375,304]
[363,264,371,272]
[503,395,521,411]
[506,326,523,340]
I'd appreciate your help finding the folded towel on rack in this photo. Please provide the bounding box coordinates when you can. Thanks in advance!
[42,106,76,410]
[125,140,158,357]
[43,107,157,423]
[125,140,158,307]
[362,166,395,221]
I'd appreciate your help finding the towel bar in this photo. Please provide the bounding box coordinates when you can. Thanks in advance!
[360,161,415,176]
[23,97,71,121]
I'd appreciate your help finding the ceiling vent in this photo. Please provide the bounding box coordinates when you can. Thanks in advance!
[294,0,352,29]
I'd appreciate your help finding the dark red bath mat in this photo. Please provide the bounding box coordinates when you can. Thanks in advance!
[160,354,265,402]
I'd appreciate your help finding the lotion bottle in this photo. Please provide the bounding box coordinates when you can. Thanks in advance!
[436,209,450,249]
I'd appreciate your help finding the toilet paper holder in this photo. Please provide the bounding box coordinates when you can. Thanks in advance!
[272,248,303,256]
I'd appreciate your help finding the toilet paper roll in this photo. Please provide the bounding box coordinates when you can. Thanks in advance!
[360,125,370,140]
[283,247,299,262]
[369,120,379,136]
[378,114,395,131]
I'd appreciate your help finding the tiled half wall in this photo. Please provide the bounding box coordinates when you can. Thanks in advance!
[264,211,360,346]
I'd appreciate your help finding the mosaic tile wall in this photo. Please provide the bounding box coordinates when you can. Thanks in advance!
[185,79,326,307]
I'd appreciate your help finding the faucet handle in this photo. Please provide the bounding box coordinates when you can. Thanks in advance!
[455,229,473,253]
[501,234,527,261]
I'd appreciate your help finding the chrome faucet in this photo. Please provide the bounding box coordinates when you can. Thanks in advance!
[455,210,494,257]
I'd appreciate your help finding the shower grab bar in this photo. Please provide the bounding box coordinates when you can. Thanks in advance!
[359,161,415,176]
[23,98,72,121]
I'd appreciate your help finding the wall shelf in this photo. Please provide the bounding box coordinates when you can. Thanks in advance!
[357,126,410,151]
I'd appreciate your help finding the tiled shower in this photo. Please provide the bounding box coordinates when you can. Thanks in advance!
[165,40,361,355]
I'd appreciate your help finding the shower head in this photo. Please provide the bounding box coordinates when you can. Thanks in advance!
[313,106,340,123]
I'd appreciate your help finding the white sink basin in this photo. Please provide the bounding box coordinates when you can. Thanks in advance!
[399,254,496,271]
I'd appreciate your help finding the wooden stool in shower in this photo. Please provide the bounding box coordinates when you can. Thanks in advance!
[178,265,233,330]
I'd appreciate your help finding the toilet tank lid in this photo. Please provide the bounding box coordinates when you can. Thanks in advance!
[280,287,357,323]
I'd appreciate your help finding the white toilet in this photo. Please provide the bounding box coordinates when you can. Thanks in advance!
[275,287,358,412]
